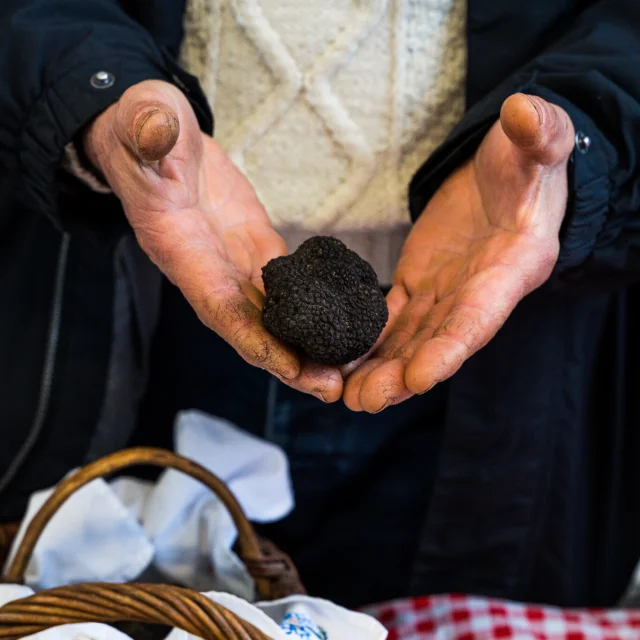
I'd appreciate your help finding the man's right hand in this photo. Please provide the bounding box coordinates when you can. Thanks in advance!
[84,80,342,402]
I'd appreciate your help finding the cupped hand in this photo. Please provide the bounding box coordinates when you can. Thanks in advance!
[344,93,575,412]
[85,80,342,402]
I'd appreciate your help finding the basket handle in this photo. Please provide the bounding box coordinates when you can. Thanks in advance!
[3,447,273,597]
[0,582,271,639]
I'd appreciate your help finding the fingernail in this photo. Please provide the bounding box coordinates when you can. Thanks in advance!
[372,400,391,414]
[418,383,437,395]
[135,107,179,162]
[523,94,543,125]
[314,392,328,403]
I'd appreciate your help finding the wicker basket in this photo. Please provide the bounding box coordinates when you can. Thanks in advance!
[0,447,306,639]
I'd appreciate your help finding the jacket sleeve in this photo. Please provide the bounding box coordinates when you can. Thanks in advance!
[0,0,212,229]
[409,0,640,289]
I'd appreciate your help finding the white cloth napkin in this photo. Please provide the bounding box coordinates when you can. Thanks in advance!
[139,410,294,600]
[258,594,388,640]
[4,476,154,590]
[22,624,134,640]
[4,410,294,599]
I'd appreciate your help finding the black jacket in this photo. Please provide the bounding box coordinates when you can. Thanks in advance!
[1,0,640,608]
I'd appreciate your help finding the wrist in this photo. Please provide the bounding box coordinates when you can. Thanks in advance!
[83,102,117,175]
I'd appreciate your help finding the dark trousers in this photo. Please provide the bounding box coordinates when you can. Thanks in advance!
[135,281,447,608]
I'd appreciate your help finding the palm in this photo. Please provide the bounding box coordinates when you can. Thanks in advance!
[344,94,575,413]
[136,132,285,293]
[395,124,560,343]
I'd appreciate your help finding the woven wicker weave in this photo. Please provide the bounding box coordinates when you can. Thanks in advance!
[0,447,305,639]
[0,582,269,639]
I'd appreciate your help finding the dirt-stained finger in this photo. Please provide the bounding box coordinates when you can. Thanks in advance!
[199,285,301,380]
[278,361,344,403]
[343,357,386,411]
[359,358,413,414]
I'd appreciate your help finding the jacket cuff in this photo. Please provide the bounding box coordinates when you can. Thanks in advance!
[19,48,213,231]
[408,74,615,283]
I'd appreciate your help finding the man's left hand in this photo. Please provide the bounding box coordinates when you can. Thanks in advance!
[344,94,575,412]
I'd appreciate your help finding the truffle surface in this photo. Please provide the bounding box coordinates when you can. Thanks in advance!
[262,236,388,365]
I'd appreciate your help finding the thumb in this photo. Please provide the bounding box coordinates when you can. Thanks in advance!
[500,93,575,166]
[115,83,181,163]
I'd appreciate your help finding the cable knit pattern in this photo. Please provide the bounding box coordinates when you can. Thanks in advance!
[181,0,466,283]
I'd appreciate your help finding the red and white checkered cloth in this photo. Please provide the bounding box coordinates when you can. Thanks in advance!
[363,594,640,639]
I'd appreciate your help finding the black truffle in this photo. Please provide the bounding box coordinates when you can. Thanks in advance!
[262,236,388,365]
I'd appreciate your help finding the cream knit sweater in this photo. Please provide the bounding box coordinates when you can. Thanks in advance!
[181,0,466,284]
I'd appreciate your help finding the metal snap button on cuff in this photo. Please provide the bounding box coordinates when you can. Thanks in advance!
[575,131,591,154]
[90,71,115,89]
